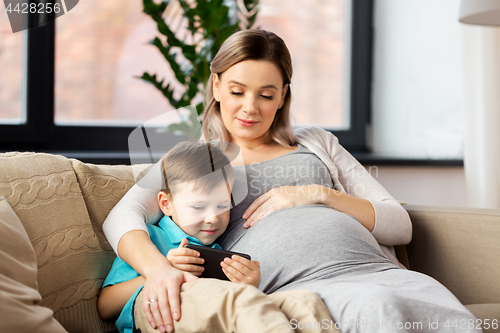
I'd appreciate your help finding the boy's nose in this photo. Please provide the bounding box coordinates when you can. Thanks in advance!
[204,214,220,224]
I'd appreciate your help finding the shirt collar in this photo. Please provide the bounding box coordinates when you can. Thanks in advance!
[158,216,221,249]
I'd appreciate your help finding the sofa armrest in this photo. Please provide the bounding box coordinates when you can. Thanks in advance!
[404,205,500,306]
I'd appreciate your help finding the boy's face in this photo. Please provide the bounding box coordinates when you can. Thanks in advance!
[158,181,231,245]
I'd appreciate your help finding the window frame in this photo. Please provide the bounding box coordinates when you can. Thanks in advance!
[0,0,373,163]
[339,0,372,152]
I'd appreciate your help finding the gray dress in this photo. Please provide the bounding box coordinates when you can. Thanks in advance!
[218,144,479,333]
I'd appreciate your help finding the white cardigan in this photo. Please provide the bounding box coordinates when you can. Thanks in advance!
[103,126,412,268]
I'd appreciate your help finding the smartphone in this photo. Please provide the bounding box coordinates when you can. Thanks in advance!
[184,244,251,281]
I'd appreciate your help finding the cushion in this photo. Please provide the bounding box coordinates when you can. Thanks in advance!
[69,159,144,252]
[0,152,117,333]
[0,196,68,333]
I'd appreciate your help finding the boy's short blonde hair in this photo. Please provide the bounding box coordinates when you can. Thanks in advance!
[160,141,233,197]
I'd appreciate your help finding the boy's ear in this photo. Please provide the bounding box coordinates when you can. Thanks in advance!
[158,191,173,216]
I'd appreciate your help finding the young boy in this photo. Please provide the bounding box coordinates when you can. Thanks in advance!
[97,141,334,333]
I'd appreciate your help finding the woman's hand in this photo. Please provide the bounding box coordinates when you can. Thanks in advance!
[118,230,199,333]
[166,238,205,276]
[141,264,198,333]
[242,184,325,228]
[221,255,261,288]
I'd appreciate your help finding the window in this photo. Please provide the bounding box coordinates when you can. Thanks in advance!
[256,0,348,130]
[0,7,24,124]
[54,0,174,125]
[0,0,373,163]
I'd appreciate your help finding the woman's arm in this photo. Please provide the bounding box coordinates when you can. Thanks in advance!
[317,187,375,231]
[117,230,198,333]
[97,276,146,319]
[295,126,412,245]
[317,128,412,245]
[102,184,163,255]
[102,183,197,333]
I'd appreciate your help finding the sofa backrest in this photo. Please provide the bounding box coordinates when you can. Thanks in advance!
[405,205,500,306]
[0,152,144,333]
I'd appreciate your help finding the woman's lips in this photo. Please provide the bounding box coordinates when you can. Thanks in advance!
[237,118,259,127]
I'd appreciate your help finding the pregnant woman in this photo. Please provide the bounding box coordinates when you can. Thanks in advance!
[103,29,479,333]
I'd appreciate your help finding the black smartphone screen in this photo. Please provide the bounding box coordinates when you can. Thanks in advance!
[184,244,251,281]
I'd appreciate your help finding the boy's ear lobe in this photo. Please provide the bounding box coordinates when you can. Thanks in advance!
[158,191,172,216]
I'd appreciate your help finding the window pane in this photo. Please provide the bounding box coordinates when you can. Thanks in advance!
[257,0,348,129]
[55,0,179,125]
[0,7,23,124]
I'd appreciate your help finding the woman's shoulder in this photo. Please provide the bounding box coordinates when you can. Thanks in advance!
[293,126,339,146]
[293,125,330,136]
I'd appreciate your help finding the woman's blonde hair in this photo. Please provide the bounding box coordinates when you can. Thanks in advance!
[202,29,296,148]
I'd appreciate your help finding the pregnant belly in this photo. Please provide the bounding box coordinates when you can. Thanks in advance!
[227,204,396,293]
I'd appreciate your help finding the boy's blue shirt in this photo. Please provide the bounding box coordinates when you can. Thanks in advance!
[102,215,222,333]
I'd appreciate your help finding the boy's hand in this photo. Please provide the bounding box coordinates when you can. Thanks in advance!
[220,255,261,288]
[166,238,205,276]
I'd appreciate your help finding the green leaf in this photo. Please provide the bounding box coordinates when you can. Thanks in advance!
[141,0,260,118]
[139,72,179,107]
[151,38,187,85]
[196,102,204,116]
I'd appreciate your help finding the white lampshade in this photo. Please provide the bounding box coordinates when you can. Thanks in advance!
[459,0,500,26]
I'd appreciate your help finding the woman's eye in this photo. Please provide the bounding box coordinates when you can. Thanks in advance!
[230,91,243,96]
[261,95,273,100]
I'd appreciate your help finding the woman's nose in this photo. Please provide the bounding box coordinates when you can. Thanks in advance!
[243,95,258,114]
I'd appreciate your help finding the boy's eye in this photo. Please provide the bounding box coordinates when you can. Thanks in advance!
[192,206,205,210]
[217,205,229,210]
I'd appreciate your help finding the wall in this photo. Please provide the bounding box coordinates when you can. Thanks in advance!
[367,166,467,207]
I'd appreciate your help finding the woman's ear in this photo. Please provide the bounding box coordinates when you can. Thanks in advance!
[158,191,173,216]
[213,73,220,99]
[280,83,289,106]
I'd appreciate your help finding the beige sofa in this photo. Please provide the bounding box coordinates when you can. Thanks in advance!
[0,152,499,333]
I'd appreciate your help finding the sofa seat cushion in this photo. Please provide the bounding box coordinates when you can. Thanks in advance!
[465,303,500,333]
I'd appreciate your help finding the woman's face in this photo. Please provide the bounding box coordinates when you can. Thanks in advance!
[213,60,288,146]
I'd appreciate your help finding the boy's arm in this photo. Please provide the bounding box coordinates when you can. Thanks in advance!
[97,276,146,319]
